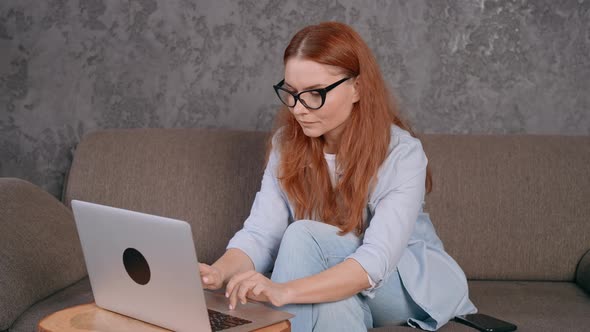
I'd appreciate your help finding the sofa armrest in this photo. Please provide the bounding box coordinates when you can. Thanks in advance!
[576,249,590,294]
[0,178,87,330]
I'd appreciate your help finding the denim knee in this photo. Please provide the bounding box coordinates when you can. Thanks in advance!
[271,220,329,282]
[284,219,315,237]
[279,220,326,250]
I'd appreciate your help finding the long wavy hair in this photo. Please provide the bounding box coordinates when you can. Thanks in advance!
[271,22,432,235]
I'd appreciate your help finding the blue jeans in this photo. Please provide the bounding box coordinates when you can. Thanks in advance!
[271,220,427,332]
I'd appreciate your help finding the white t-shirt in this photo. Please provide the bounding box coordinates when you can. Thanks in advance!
[324,153,338,188]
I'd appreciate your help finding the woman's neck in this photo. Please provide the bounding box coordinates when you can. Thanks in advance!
[323,142,338,154]
[322,125,346,154]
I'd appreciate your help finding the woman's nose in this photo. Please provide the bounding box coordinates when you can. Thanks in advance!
[292,101,309,115]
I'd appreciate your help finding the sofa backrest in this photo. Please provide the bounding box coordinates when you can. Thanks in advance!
[64,128,267,267]
[64,128,590,281]
[420,134,589,281]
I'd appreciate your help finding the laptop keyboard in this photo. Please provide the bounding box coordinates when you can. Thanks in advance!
[208,309,252,331]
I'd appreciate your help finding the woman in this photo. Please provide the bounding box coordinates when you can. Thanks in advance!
[199,22,476,331]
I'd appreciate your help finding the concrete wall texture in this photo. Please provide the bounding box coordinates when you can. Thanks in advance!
[1,0,589,198]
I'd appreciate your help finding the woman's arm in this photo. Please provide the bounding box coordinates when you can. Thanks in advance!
[226,258,369,308]
[284,258,370,303]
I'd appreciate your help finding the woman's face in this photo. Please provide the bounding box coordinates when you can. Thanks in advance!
[283,57,359,151]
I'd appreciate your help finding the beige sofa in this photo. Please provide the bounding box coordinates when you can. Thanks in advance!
[1,128,589,332]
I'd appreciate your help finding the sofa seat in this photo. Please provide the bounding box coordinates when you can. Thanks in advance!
[9,277,92,332]
[465,280,590,332]
[9,278,589,332]
[372,280,590,332]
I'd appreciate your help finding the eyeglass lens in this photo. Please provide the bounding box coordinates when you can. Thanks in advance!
[277,89,323,109]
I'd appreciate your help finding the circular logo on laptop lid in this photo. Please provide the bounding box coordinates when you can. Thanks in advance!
[123,248,151,285]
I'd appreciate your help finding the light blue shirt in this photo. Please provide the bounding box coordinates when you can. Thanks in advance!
[227,125,477,330]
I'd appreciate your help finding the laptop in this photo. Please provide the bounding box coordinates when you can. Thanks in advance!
[71,200,293,332]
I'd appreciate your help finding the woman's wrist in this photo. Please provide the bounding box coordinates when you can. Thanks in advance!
[281,281,297,305]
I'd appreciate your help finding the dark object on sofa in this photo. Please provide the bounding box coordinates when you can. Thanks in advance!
[1,128,589,331]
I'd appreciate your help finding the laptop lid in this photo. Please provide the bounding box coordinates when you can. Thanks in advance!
[71,200,293,332]
[72,199,211,331]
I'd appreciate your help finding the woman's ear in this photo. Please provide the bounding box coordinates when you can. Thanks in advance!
[351,76,360,103]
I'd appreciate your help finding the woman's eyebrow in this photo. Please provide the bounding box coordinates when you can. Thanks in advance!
[284,81,325,91]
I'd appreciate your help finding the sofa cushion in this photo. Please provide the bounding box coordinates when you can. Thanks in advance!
[467,280,590,331]
[0,178,87,331]
[63,128,269,266]
[8,277,92,332]
[421,135,590,281]
[371,280,590,331]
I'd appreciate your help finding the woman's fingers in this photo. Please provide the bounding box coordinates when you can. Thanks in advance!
[199,264,211,283]
[228,277,255,309]
[237,280,256,304]
[226,271,267,310]
[199,264,211,281]
[199,263,221,289]
[229,282,245,310]
[225,270,257,298]
[226,273,287,309]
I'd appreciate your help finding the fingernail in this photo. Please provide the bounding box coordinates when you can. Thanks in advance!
[203,277,208,283]
[225,292,229,298]
[229,304,233,310]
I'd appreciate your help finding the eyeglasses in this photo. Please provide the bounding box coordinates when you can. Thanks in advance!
[273,77,351,110]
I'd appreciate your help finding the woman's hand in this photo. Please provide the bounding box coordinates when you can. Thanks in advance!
[225,271,292,310]
[199,263,224,290]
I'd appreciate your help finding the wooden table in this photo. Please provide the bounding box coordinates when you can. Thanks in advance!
[38,303,291,332]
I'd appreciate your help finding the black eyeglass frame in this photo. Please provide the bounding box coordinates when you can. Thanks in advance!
[273,77,351,110]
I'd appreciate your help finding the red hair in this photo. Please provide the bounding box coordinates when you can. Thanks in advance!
[272,22,432,235]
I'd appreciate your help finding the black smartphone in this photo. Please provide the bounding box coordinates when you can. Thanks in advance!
[454,313,517,332]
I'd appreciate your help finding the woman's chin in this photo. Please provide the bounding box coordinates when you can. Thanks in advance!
[300,127,323,138]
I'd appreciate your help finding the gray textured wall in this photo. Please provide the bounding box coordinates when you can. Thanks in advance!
[1,0,589,199]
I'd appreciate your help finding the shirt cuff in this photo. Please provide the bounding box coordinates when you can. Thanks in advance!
[348,248,389,298]
[360,273,378,298]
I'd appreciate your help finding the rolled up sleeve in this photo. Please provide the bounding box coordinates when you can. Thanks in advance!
[347,134,427,297]
[226,143,290,273]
